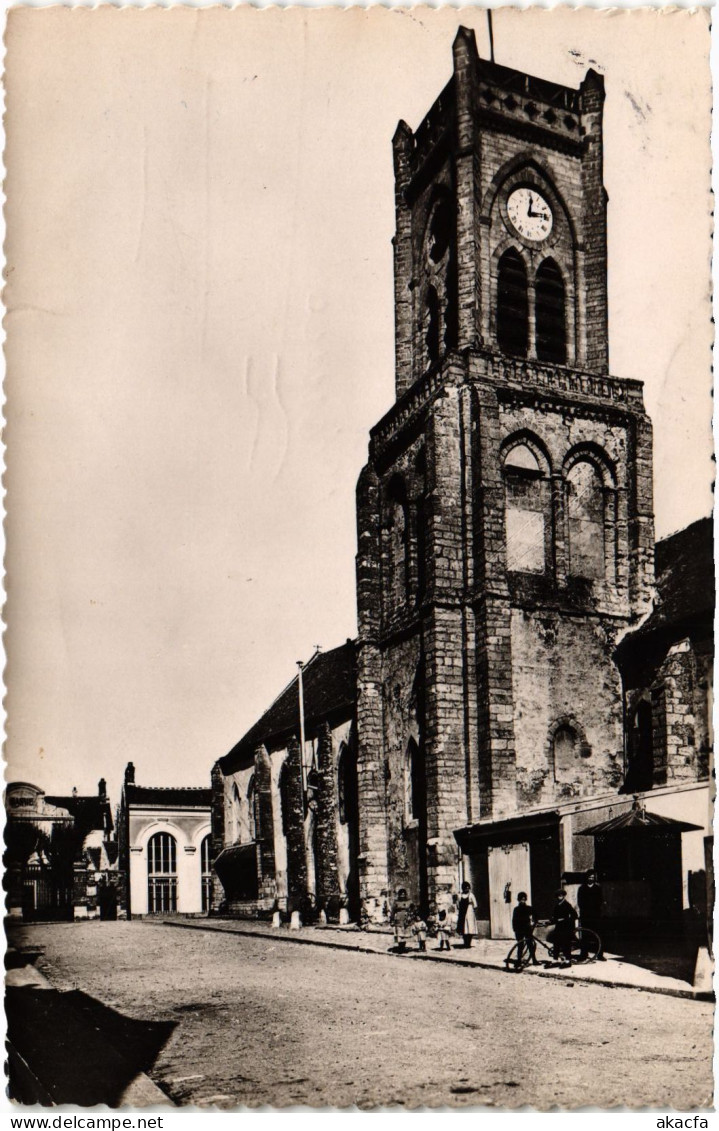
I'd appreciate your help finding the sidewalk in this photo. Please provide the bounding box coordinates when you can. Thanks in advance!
[158,917,710,1001]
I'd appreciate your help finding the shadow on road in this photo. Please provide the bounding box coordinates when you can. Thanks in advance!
[7,984,176,1106]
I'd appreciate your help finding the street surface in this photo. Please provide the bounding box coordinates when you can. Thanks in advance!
[11,921,713,1110]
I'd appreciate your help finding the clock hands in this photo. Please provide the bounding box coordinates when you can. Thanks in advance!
[527,192,549,221]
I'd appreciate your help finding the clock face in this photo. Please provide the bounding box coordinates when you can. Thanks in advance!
[507,188,553,241]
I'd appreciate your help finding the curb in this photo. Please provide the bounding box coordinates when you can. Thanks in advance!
[159,919,706,1001]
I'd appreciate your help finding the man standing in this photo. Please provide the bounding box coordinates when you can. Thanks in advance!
[578,869,605,960]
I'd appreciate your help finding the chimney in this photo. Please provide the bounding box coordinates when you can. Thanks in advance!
[98,778,107,799]
[124,762,136,786]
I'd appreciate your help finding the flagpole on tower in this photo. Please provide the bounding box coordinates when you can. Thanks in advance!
[488,9,495,63]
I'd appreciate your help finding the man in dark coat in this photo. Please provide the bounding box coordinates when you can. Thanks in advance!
[550,888,578,966]
[512,891,539,965]
[577,869,605,960]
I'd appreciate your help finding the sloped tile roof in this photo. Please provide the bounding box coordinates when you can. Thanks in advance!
[220,640,356,775]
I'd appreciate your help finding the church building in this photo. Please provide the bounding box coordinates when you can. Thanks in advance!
[211,29,712,942]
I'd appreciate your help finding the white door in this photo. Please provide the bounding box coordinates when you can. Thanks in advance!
[488,842,531,939]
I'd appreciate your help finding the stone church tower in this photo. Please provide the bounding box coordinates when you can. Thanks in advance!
[355,28,655,919]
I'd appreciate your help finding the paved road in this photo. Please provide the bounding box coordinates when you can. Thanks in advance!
[12,921,713,1110]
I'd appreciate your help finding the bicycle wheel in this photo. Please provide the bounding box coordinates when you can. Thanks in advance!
[504,940,528,971]
[572,928,601,962]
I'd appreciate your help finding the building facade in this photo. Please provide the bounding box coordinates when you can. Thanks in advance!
[212,29,712,941]
[211,642,360,921]
[5,779,117,921]
[118,763,212,918]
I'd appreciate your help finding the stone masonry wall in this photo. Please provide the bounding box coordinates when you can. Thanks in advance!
[511,609,624,808]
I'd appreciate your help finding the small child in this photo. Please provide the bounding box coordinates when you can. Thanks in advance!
[436,906,452,951]
[512,891,538,965]
[410,905,428,952]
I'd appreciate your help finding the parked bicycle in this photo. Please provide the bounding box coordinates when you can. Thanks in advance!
[504,920,602,972]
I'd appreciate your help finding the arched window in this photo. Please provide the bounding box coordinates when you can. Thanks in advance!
[567,460,605,579]
[502,441,549,574]
[424,286,441,366]
[387,477,410,613]
[535,258,566,364]
[624,700,654,793]
[247,774,257,842]
[427,195,453,264]
[201,834,212,913]
[405,738,425,823]
[415,448,428,605]
[279,761,293,839]
[497,249,528,357]
[338,743,357,826]
[147,832,177,913]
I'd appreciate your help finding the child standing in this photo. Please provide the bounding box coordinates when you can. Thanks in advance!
[411,908,428,952]
[436,907,452,951]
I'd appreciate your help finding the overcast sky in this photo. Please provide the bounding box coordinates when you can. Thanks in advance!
[4,6,712,807]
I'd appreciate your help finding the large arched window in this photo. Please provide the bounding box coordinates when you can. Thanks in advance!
[497,249,528,357]
[535,258,566,364]
[147,832,177,913]
[201,834,212,913]
[502,440,550,574]
[566,460,605,579]
[338,743,358,826]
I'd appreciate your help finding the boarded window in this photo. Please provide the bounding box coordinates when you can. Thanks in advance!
[497,249,528,357]
[567,461,605,579]
[535,259,566,364]
[553,725,578,783]
[503,444,547,574]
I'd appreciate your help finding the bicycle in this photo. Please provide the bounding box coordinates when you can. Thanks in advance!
[504,921,602,972]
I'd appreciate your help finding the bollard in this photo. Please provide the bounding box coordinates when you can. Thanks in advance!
[693,946,714,998]
[290,910,302,930]
[339,907,350,926]
[272,910,281,929]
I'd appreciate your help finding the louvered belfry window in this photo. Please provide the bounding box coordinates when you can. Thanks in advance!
[535,258,566,364]
[497,249,529,357]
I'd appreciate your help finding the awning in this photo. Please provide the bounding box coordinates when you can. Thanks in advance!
[579,808,702,836]
[454,810,560,849]
[213,843,257,884]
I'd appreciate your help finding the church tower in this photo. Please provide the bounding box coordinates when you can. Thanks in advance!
[355,29,655,923]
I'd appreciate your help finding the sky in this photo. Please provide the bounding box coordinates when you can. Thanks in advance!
[4,6,713,809]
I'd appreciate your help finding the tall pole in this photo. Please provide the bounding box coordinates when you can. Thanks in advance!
[488,9,495,63]
[297,660,307,793]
